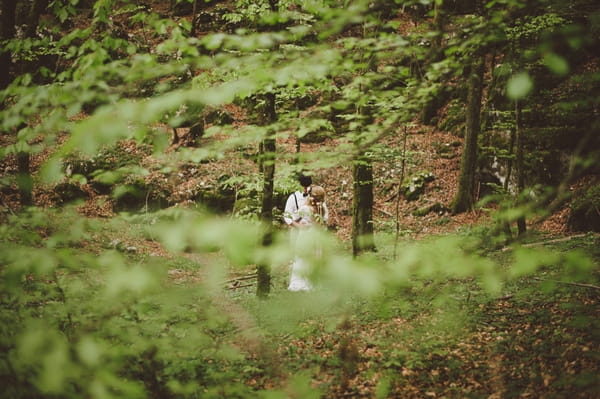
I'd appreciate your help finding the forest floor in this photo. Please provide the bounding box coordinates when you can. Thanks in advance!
[1,2,598,397]
[3,116,598,398]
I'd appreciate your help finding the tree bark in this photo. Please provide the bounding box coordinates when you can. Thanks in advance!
[190,0,198,37]
[515,100,526,235]
[17,150,33,206]
[0,0,17,89]
[393,125,409,260]
[256,92,276,298]
[352,152,375,257]
[451,54,485,214]
[432,0,445,57]
[7,0,49,207]
[351,95,376,257]
[25,0,49,38]
[268,0,278,12]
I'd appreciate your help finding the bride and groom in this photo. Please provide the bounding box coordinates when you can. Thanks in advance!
[283,175,329,291]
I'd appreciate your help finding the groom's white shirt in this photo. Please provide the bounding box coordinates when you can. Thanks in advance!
[283,190,328,226]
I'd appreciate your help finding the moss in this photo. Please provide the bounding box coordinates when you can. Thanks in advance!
[568,184,600,232]
[403,172,435,201]
[437,99,466,137]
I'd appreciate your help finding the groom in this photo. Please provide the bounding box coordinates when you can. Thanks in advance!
[283,174,328,228]
[283,174,313,228]
[283,174,328,292]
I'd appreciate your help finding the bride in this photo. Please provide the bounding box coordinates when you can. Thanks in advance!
[288,185,327,291]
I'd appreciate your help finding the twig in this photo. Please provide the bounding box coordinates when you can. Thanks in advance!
[522,234,589,247]
[226,283,254,290]
[222,273,258,285]
[501,233,590,251]
[533,277,600,291]
[375,206,393,217]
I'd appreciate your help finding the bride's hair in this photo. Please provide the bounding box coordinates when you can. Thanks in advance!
[308,186,326,223]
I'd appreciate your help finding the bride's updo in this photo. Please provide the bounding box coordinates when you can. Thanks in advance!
[308,185,326,223]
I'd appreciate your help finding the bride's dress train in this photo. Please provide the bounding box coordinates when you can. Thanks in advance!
[288,256,313,291]
[287,204,320,292]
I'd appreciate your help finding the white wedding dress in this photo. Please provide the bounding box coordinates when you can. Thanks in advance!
[288,204,319,291]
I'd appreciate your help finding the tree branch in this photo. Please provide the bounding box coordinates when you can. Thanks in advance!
[533,277,600,291]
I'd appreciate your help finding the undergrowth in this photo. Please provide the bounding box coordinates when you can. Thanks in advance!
[1,209,598,398]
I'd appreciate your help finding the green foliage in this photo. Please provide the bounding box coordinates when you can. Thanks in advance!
[402,171,434,201]
[437,99,466,135]
[568,184,600,232]
[506,72,533,99]
[1,0,599,397]
[2,205,598,398]
[506,13,567,42]
[223,0,274,25]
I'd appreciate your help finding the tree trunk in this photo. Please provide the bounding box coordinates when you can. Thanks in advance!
[0,0,17,89]
[432,0,445,57]
[451,54,485,214]
[515,100,526,235]
[352,152,375,257]
[17,150,33,206]
[351,96,376,257]
[7,0,49,207]
[188,122,204,144]
[190,0,198,37]
[393,126,409,260]
[25,0,49,38]
[268,0,278,12]
[256,92,276,298]
[419,0,447,125]
[504,126,515,192]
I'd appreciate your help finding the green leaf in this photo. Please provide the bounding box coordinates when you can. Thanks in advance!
[543,52,569,76]
[71,174,88,185]
[92,170,121,185]
[180,19,192,33]
[57,7,69,23]
[39,342,70,393]
[112,184,138,199]
[17,325,70,394]
[104,263,158,298]
[506,72,533,99]
[204,33,226,50]
[510,247,558,279]
[39,157,65,184]
[77,336,103,367]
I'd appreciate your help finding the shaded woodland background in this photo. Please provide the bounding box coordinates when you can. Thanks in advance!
[1,0,599,398]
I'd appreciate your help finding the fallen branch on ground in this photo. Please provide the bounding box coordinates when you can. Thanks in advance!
[226,283,254,290]
[501,233,590,252]
[533,277,600,290]
[223,273,257,285]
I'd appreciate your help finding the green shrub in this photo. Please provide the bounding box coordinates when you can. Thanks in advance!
[568,183,600,232]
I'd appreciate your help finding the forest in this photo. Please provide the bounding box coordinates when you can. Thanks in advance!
[1,0,599,398]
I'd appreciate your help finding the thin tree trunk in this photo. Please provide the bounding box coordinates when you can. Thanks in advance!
[17,150,33,206]
[190,0,198,37]
[432,0,445,58]
[393,125,408,260]
[256,92,276,298]
[0,0,17,89]
[515,100,526,235]
[10,0,49,207]
[25,0,49,38]
[351,90,376,257]
[451,54,485,214]
[352,152,375,257]
[504,127,515,191]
